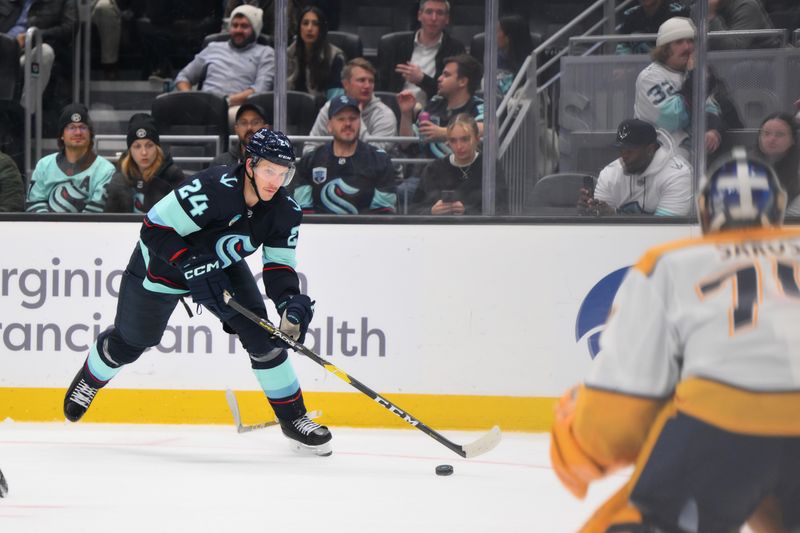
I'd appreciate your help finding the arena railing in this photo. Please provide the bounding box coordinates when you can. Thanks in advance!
[22,27,43,184]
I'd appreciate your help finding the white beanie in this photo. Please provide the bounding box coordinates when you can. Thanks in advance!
[656,17,696,47]
[231,5,264,37]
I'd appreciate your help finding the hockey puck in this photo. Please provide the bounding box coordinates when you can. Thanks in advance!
[435,464,453,476]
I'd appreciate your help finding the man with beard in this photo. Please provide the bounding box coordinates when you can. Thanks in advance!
[291,95,396,214]
[174,5,274,107]
[211,103,270,167]
[578,119,692,216]
[634,17,723,160]
[26,103,115,213]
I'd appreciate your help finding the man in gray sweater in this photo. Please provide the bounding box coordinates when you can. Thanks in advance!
[707,0,781,49]
[303,58,397,156]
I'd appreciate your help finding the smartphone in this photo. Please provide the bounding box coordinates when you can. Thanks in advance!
[582,176,595,197]
[441,190,456,203]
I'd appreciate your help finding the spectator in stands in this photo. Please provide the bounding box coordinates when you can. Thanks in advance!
[2,0,77,100]
[496,15,535,96]
[287,6,345,101]
[413,114,507,215]
[139,0,223,80]
[211,103,269,168]
[91,0,127,80]
[0,149,24,212]
[304,58,397,156]
[377,0,465,104]
[104,114,184,214]
[174,5,274,112]
[398,54,484,160]
[634,17,724,160]
[26,103,115,213]
[291,95,396,214]
[616,0,691,54]
[707,0,781,49]
[578,118,692,216]
[754,112,800,207]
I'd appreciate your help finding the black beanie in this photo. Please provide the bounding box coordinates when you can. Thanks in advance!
[58,103,92,134]
[126,113,160,148]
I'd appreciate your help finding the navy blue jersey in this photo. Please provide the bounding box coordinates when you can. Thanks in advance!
[139,163,302,305]
[292,141,397,214]
[415,95,485,159]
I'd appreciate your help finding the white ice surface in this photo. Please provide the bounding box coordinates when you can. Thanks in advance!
[0,422,630,532]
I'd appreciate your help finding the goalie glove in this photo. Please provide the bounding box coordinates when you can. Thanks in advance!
[276,294,315,345]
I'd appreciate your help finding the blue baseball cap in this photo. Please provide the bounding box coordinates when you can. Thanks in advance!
[328,95,360,118]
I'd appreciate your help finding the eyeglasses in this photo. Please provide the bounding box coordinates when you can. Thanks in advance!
[236,119,266,128]
[65,124,89,132]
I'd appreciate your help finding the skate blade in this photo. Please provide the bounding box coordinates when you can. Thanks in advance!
[287,440,333,457]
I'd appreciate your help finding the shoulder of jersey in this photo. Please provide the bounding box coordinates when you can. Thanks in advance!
[634,228,800,277]
[276,188,304,219]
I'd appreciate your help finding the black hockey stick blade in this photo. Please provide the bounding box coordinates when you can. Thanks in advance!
[225,388,321,434]
[223,292,502,458]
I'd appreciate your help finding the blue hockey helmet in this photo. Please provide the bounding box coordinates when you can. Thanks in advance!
[245,128,296,186]
[699,147,786,234]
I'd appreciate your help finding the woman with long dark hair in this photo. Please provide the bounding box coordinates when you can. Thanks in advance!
[287,6,345,100]
[496,15,535,96]
[754,112,800,214]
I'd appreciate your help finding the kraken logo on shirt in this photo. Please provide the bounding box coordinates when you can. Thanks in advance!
[320,178,360,214]
[49,181,89,212]
[215,234,257,268]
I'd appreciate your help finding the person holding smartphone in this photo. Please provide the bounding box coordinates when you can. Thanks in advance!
[413,113,508,215]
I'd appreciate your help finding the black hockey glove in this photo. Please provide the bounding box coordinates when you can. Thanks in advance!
[179,254,235,320]
[276,294,315,346]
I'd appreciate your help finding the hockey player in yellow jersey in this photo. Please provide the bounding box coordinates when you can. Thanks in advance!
[551,147,800,533]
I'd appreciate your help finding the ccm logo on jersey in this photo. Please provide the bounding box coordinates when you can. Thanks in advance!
[574,267,630,359]
[184,261,220,279]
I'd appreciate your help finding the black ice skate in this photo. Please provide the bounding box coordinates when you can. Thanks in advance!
[279,415,333,456]
[63,363,105,422]
[0,467,7,498]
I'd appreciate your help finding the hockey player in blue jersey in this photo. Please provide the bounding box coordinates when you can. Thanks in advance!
[63,129,332,456]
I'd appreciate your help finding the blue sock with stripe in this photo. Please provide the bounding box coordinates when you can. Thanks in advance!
[253,357,305,420]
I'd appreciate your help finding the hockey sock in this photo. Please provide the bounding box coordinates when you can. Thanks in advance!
[86,341,122,383]
[252,356,305,420]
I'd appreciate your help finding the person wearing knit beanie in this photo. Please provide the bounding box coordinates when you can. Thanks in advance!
[105,113,184,213]
[655,17,696,47]
[173,3,275,108]
[230,5,264,39]
[126,113,160,149]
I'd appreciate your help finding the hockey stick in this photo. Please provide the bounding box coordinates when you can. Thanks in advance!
[223,292,501,458]
[224,388,321,434]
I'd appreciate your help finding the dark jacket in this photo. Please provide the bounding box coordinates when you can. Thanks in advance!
[104,153,185,213]
[0,151,24,212]
[27,0,78,48]
[413,152,508,215]
[210,148,241,169]
[0,0,23,34]
[616,1,691,54]
[708,0,781,49]
[377,30,465,99]
[756,143,800,204]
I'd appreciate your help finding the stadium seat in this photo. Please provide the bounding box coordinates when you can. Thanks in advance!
[373,91,400,125]
[246,91,318,135]
[376,31,414,90]
[151,92,229,170]
[529,173,595,209]
[328,31,363,61]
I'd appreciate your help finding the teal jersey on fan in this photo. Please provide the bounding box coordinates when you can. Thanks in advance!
[26,153,115,213]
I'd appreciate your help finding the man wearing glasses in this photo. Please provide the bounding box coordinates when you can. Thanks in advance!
[25,103,115,213]
[211,103,270,168]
